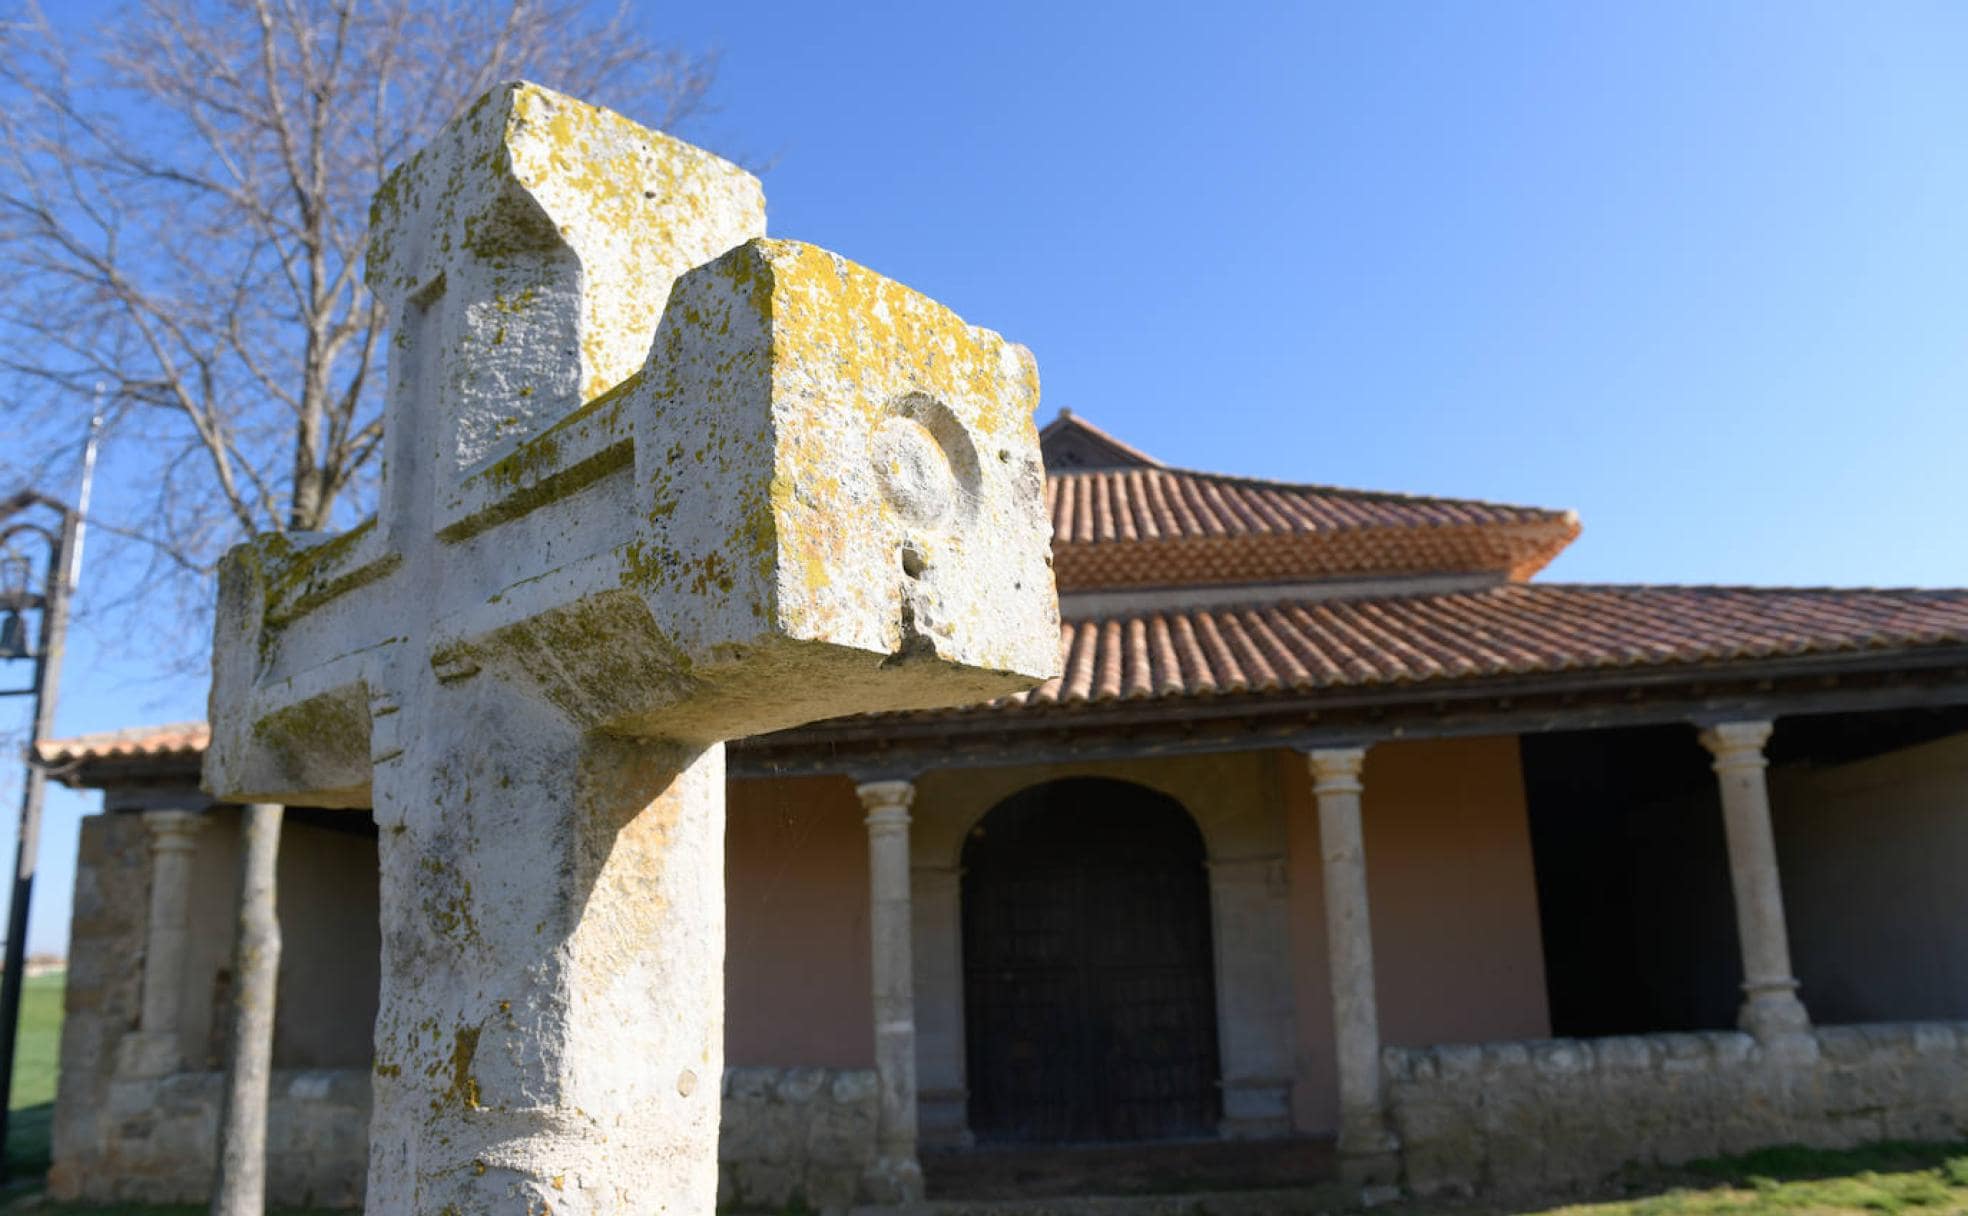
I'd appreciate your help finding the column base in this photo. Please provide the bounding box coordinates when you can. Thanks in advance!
[1740,985,1818,1063]
[861,1154,925,1205]
[1739,981,1810,1030]
[1337,1121,1402,1189]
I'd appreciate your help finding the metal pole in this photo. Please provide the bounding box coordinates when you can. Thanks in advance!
[0,416,101,1177]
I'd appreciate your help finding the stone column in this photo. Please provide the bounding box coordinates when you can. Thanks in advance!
[1307,748,1398,1184]
[116,809,205,1078]
[910,861,973,1149]
[857,780,924,1203]
[1698,720,1814,1050]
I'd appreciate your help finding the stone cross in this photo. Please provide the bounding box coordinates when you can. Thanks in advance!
[203,83,1059,1214]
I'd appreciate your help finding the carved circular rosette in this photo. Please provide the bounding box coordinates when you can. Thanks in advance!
[869,394,984,581]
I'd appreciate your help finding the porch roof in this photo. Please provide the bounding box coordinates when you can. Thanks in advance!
[37,582,1968,786]
[36,720,209,769]
[1004,583,1968,713]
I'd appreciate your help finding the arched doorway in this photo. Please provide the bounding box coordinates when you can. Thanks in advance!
[962,778,1222,1143]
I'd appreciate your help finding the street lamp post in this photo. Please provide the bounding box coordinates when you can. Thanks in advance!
[0,418,101,1178]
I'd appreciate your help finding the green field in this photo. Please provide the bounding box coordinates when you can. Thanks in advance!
[7,971,63,1181]
[1466,1142,1968,1216]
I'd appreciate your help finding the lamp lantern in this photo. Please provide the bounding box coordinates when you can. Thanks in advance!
[0,553,30,662]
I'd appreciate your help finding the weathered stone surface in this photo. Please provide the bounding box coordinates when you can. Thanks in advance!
[201,81,1058,1215]
[1701,720,1815,1049]
[1385,1024,1968,1197]
[48,813,148,1202]
[1306,748,1393,1179]
[857,780,923,1201]
[204,86,1057,811]
[54,1058,874,1213]
[721,1065,880,1215]
[57,1066,369,1209]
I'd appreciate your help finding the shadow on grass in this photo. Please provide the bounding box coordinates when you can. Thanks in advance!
[5,1102,51,1184]
[1680,1140,1968,1185]
[1568,1140,1968,1216]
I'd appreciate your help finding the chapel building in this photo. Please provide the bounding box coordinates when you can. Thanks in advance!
[38,413,1968,1209]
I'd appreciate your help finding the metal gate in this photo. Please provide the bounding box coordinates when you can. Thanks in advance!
[962,778,1221,1143]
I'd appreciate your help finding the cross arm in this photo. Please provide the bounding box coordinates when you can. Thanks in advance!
[205,82,1059,811]
[431,236,1062,745]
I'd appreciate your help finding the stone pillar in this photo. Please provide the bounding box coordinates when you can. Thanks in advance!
[1205,854,1296,1139]
[365,711,732,1214]
[116,809,205,1078]
[857,780,923,1202]
[910,861,973,1149]
[1698,720,1814,1050]
[1307,748,1398,1184]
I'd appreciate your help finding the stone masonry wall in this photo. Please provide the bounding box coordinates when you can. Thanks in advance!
[1385,1024,1968,1197]
[55,812,877,1211]
[719,1066,880,1213]
[67,1069,369,1208]
[59,1058,873,1211]
[52,811,371,1208]
[48,813,147,1201]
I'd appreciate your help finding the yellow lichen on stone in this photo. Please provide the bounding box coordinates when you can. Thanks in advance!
[614,233,1057,708]
[504,83,764,404]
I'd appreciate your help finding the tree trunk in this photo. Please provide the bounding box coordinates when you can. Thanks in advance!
[210,803,283,1216]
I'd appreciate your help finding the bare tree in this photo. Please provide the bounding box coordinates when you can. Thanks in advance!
[0,0,720,651]
[0,9,720,1208]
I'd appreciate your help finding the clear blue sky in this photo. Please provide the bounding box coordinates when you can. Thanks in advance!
[11,1,1968,951]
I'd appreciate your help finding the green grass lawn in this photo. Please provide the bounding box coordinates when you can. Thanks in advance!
[1402,1142,1968,1216]
[7,972,64,1182]
[0,972,343,1215]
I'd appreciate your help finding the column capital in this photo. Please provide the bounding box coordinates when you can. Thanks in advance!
[1306,747,1367,795]
[142,808,207,852]
[857,779,916,830]
[1698,719,1774,772]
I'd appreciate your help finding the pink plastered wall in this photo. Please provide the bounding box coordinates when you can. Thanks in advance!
[723,774,874,1069]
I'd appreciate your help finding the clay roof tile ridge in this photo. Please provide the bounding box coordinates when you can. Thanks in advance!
[1143,463,1571,524]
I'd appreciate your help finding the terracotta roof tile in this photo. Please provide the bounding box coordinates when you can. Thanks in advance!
[1046,466,1581,589]
[35,721,210,765]
[1000,584,1968,709]
[41,587,1968,768]
[1047,467,1566,543]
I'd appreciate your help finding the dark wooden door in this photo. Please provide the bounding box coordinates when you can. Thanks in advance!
[962,779,1221,1143]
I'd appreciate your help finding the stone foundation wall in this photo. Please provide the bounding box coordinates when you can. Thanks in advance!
[1385,1023,1968,1196]
[55,811,878,1210]
[52,1068,369,1207]
[55,1058,876,1212]
[49,813,148,1200]
[718,1066,880,1213]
